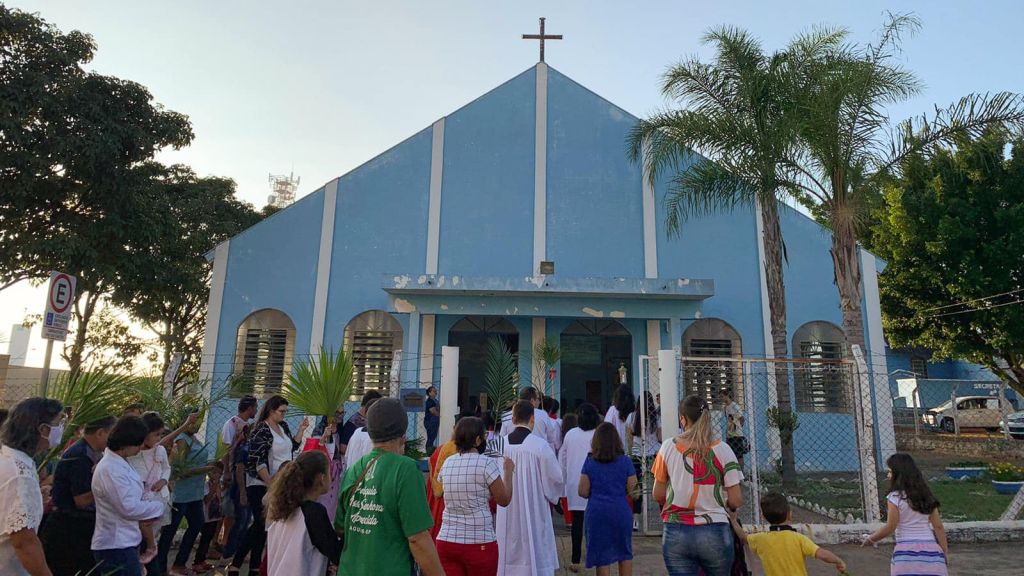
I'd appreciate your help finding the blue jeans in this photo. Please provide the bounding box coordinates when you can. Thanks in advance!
[93,546,143,576]
[223,496,252,559]
[662,522,734,576]
[155,499,205,571]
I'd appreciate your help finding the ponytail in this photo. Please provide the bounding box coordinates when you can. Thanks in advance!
[266,450,329,522]
[680,395,714,455]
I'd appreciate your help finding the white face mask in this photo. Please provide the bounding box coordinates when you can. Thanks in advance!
[45,423,64,449]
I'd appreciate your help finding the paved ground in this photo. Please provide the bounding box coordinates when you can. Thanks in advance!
[187,532,1022,576]
[553,532,1024,576]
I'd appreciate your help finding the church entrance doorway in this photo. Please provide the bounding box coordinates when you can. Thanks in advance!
[448,316,518,416]
[559,319,632,415]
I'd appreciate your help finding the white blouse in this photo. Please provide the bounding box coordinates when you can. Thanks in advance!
[91,448,166,551]
[269,425,293,477]
[0,446,43,576]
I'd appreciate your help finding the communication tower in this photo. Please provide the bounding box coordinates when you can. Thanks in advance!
[267,172,300,208]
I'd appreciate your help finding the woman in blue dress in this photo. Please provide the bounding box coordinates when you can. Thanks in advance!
[579,422,638,575]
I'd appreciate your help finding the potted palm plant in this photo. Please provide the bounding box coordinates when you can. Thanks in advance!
[284,348,355,430]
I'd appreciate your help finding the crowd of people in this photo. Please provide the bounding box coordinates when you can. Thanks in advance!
[0,382,950,576]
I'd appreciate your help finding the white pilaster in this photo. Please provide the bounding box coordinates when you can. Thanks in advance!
[310,179,339,354]
[646,320,661,356]
[862,251,896,461]
[641,144,658,279]
[533,63,548,273]
[199,240,230,383]
[198,240,230,442]
[419,314,436,386]
[658,349,679,440]
[439,346,460,445]
[426,119,445,275]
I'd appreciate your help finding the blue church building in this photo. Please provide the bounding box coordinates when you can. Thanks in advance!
[199,63,908,469]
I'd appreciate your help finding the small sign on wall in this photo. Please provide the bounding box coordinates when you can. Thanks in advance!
[401,388,426,412]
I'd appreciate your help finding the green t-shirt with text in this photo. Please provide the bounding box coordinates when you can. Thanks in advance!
[335,448,433,576]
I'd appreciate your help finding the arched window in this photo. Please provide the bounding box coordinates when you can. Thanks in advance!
[792,321,849,413]
[344,310,404,398]
[682,318,743,407]
[910,356,928,378]
[234,309,296,396]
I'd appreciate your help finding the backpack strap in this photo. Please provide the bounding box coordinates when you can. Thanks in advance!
[346,453,385,507]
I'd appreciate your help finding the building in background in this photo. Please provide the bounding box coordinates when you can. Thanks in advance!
[5,324,30,367]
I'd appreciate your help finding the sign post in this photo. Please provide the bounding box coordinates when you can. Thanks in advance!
[40,272,76,396]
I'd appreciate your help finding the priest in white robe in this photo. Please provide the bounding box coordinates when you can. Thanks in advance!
[496,400,564,576]
[499,386,560,453]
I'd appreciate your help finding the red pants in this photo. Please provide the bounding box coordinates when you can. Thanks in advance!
[437,539,498,576]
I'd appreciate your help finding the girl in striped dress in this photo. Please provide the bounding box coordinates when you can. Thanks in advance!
[863,453,949,575]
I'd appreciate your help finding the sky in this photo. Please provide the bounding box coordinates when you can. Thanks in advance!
[3,0,1024,368]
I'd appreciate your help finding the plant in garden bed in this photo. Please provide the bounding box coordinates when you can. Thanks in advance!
[947,461,987,468]
[988,462,1024,482]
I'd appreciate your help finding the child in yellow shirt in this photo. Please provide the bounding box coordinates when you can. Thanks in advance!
[729,492,847,576]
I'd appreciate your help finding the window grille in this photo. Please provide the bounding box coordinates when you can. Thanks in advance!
[684,338,740,408]
[344,311,404,399]
[232,309,295,398]
[240,328,289,395]
[794,340,849,412]
[910,356,928,378]
[350,328,399,397]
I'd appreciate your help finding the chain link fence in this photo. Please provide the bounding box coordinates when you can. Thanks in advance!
[635,348,1024,533]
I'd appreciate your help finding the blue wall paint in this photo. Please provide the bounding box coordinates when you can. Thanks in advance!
[323,127,433,349]
[546,69,644,278]
[438,68,536,276]
[655,203,764,354]
[206,189,326,442]
[778,205,844,333]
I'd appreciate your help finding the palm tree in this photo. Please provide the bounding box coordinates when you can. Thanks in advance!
[628,26,839,487]
[788,13,1024,351]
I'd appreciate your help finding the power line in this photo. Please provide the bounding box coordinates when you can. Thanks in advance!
[925,297,1024,319]
[919,287,1024,313]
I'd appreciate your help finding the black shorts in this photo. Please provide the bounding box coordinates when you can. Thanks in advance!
[726,435,749,457]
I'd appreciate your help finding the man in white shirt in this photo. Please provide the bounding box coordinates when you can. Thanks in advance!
[343,396,380,468]
[220,395,257,450]
[499,387,559,454]
[496,401,564,576]
[91,416,166,575]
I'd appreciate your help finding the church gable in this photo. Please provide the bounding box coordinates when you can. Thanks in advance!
[546,67,646,278]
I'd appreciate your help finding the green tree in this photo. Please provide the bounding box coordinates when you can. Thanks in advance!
[875,129,1024,395]
[0,6,193,373]
[112,165,260,384]
[628,26,840,487]
[788,13,1024,351]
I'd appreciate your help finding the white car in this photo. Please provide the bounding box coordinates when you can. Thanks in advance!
[922,396,1006,433]
[1000,411,1024,440]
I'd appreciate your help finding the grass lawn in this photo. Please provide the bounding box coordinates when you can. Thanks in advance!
[930,479,1016,522]
[761,476,1016,521]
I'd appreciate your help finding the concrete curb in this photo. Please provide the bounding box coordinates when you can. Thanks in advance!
[741,521,1024,545]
